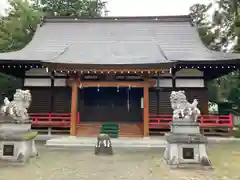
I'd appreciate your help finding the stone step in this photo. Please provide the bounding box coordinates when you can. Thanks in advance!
[76,124,100,136]
[119,124,142,137]
[45,136,166,148]
[119,134,143,138]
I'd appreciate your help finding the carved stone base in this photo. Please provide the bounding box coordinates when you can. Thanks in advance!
[0,131,38,165]
[170,120,200,134]
[164,133,212,169]
[94,134,113,155]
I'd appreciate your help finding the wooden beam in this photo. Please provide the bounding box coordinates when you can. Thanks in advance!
[70,79,78,136]
[143,86,149,137]
[66,78,155,88]
[54,68,165,73]
[78,80,155,88]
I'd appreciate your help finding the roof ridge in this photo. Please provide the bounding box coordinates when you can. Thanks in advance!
[42,15,191,24]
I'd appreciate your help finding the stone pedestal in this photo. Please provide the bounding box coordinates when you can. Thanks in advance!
[94,134,113,155]
[0,123,38,165]
[0,123,31,132]
[164,120,212,168]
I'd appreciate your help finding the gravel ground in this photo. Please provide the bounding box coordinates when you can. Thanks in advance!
[0,142,240,180]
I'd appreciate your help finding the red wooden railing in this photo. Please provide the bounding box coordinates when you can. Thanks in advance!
[30,112,80,128]
[149,114,233,128]
[29,113,233,129]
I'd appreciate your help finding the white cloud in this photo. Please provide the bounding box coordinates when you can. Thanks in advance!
[0,0,211,16]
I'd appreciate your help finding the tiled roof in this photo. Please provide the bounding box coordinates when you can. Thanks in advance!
[0,15,239,65]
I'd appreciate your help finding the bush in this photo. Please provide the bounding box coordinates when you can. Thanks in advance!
[232,125,240,138]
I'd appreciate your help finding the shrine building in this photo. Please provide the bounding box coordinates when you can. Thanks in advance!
[0,15,239,137]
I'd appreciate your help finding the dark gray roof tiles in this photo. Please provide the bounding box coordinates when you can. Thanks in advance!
[0,15,239,65]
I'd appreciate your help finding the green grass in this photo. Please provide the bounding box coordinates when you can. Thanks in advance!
[207,143,240,179]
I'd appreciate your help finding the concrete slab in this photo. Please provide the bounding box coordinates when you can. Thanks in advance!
[39,134,240,148]
[35,135,67,141]
[45,136,166,148]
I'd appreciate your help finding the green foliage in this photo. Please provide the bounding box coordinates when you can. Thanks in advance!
[233,124,240,138]
[189,3,217,48]
[35,0,107,17]
[207,71,240,109]
[189,3,212,25]
[227,71,240,108]
[207,80,219,102]
[212,0,240,52]
[0,72,21,102]
[190,2,240,110]
[198,26,216,47]
[0,0,42,52]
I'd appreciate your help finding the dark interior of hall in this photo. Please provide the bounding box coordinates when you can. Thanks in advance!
[28,86,208,122]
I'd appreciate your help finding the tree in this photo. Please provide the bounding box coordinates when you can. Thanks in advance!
[211,0,240,52]
[0,73,21,102]
[189,3,217,48]
[189,3,212,25]
[209,0,240,109]
[190,3,240,110]
[0,0,41,100]
[36,0,107,17]
[0,0,41,52]
[227,71,240,108]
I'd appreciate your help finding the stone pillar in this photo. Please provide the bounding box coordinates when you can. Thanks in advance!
[70,79,78,136]
[143,86,149,137]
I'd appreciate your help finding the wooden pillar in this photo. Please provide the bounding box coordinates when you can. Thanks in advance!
[203,77,209,115]
[22,70,26,88]
[70,79,78,136]
[171,67,176,89]
[50,71,55,112]
[143,86,149,137]
[202,92,209,114]
[202,103,209,114]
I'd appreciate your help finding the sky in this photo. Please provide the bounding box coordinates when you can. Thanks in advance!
[0,0,212,16]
